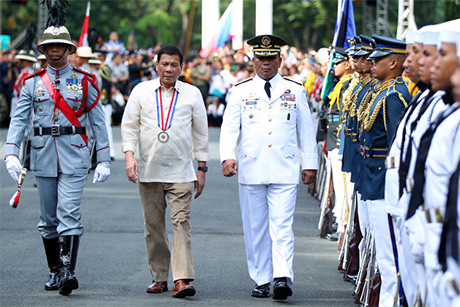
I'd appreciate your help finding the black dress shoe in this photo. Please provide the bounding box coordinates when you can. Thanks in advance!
[251,283,270,298]
[272,277,292,300]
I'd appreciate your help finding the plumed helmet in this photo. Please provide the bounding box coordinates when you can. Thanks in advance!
[16,23,38,62]
[15,50,38,63]
[37,0,76,54]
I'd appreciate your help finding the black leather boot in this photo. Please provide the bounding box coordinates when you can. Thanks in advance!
[42,237,61,290]
[58,236,80,295]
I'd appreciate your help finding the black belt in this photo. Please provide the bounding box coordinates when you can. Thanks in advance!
[34,125,86,136]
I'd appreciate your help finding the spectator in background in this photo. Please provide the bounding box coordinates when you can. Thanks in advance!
[0,51,15,126]
[191,56,212,102]
[207,60,228,127]
[110,52,130,100]
[128,52,147,89]
[104,31,126,64]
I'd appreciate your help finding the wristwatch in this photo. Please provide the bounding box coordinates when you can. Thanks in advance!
[197,166,208,172]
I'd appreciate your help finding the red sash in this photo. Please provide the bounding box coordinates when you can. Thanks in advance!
[41,71,88,144]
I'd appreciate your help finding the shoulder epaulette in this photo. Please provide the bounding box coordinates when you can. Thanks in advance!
[73,66,95,77]
[235,77,253,86]
[283,76,302,86]
[25,68,46,80]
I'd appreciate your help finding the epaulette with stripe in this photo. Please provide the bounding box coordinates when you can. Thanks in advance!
[25,68,46,80]
[73,66,97,84]
[73,66,95,77]
[283,76,302,86]
[235,77,253,86]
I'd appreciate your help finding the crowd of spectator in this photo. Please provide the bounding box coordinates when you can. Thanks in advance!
[1,30,332,129]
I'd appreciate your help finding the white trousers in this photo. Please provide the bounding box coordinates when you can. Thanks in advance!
[328,149,347,233]
[368,199,402,307]
[239,183,297,286]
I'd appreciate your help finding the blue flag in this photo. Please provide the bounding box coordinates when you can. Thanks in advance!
[321,0,356,101]
[333,0,356,49]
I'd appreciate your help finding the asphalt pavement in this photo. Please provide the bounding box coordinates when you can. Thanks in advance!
[0,125,354,307]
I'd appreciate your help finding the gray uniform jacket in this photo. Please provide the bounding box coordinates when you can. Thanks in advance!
[5,63,110,177]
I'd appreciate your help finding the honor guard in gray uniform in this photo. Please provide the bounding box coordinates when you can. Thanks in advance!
[4,0,111,296]
[361,35,411,306]
[220,34,318,300]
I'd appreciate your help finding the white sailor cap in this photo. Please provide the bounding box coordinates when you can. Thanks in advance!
[437,29,460,50]
[405,31,415,45]
[420,25,441,46]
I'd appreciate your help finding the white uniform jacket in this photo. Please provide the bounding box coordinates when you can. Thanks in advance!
[220,74,318,185]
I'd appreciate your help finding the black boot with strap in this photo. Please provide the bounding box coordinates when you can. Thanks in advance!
[58,236,80,295]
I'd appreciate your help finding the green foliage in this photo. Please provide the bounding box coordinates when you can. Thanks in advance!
[1,0,459,54]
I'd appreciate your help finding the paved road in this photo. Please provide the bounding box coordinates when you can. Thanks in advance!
[0,126,354,306]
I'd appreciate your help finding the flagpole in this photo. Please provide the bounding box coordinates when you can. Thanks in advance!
[184,0,196,58]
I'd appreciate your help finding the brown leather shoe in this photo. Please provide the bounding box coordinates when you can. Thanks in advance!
[171,279,195,298]
[147,281,168,293]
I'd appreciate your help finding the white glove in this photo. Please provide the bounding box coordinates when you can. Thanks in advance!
[93,162,111,183]
[5,156,22,182]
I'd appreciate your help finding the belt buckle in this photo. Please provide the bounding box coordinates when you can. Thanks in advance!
[51,125,61,136]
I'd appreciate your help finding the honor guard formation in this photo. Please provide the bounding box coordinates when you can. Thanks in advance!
[313,21,460,307]
[2,0,460,305]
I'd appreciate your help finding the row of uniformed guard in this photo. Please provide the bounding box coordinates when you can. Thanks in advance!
[315,21,460,307]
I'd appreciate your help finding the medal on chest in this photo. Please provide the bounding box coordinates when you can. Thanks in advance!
[66,73,83,99]
[243,93,259,119]
[156,88,179,143]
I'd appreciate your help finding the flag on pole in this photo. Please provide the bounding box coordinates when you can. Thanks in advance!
[332,0,356,49]
[321,0,356,101]
[199,2,234,58]
[78,1,91,47]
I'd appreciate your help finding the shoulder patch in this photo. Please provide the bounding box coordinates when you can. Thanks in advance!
[235,77,253,86]
[283,76,302,86]
[25,68,46,80]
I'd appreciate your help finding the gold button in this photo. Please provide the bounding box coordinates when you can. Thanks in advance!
[269,118,272,122]
[268,144,272,148]
[269,106,272,109]
[268,131,272,135]
[39,106,43,111]
[327,125,330,129]
[378,167,382,170]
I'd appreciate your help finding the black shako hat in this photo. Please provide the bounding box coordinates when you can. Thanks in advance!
[247,34,287,57]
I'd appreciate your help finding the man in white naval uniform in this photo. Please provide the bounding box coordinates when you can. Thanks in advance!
[220,34,318,300]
